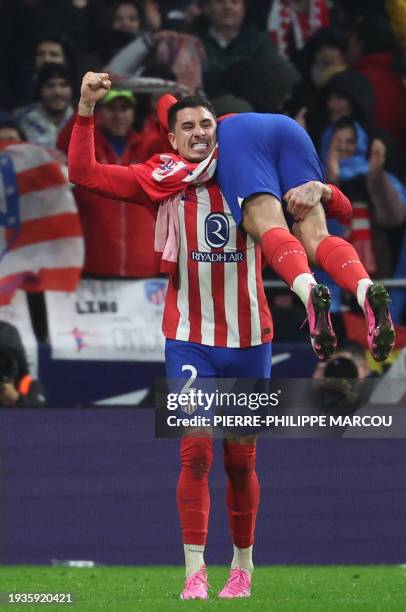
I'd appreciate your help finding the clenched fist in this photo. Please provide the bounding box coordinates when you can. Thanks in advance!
[78,72,112,116]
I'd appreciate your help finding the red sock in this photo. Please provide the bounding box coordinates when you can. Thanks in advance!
[223,442,259,549]
[316,236,370,295]
[177,436,213,545]
[260,228,312,286]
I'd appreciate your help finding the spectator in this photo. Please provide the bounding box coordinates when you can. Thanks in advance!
[311,340,375,424]
[281,27,348,127]
[112,0,142,34]
[35,34,70,69]
[13,32,79,106]
[99,0,146,65]
[0,321,46,407]
[306,69,376,152]
[58,89,161,277]
[321,116,406,278]
[0,116,26,142]
[15,63,74,148]
[190,0,301,103]
[302,27,348,89]
[346,14,406,176]
[1,1,103,106]
[96,88,160,159]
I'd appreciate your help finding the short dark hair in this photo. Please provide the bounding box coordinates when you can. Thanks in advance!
[37,62,74,91]
[112,0,145,29]
[0,117,26,141]
[167,95,216,132]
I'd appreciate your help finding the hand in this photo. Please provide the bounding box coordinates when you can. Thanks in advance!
[145,0,162,31]
[0,382,20,406]
[369,139,386,174]
[284,180,324,221]
[78,72,111,115]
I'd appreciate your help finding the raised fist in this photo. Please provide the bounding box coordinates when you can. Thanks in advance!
[80,72,111,106]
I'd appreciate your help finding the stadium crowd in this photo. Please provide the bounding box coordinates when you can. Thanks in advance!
[1,0,406,363]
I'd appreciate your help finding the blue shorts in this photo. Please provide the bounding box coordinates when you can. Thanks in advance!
[165,338,272,380]
[165,339,272,423]
[216,113,324,226]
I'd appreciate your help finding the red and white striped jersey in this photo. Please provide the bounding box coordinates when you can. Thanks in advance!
[163,182,273,348]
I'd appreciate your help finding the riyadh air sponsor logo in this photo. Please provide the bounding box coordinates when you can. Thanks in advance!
[205,213,229,248]
[191,251,244,263]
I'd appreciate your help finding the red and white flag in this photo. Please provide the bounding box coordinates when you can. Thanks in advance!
[0,142,84,305]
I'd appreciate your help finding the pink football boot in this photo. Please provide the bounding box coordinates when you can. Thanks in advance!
[307,283,337,361]
[363,283,395,362]
[218,568,251,599]
[180,566,209,600]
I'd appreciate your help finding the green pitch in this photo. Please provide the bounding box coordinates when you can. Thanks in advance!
[1,565,406,611]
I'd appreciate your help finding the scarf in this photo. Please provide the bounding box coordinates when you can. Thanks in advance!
[151,93,218,274]
[148,147,218,274]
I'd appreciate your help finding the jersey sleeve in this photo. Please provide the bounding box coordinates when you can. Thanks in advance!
[276,116,324,196]
[68,114,205,204]
[324,184,352,223]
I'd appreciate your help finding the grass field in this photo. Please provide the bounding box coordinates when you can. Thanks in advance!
[1,565,405,611]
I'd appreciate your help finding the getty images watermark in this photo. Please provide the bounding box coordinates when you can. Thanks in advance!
[165,388,392,429]
[153,378,401,437]
[166,388,281,428]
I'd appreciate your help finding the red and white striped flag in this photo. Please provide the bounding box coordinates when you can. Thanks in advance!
[0,142,84,305]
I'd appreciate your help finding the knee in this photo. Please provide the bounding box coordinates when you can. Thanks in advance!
[242,194,288,241]
[180,436,213,480]
[308,233,330,265]
[302,235,324,264]
[293,224,329,265]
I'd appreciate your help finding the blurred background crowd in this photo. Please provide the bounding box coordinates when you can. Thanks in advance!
[1,0,406,406]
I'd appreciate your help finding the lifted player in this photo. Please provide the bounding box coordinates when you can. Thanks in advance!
[216,112,394,363]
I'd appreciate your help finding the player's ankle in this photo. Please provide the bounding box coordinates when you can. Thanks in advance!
[231,544,254,575]
[356,278,373,311]
[184,543,206,577]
